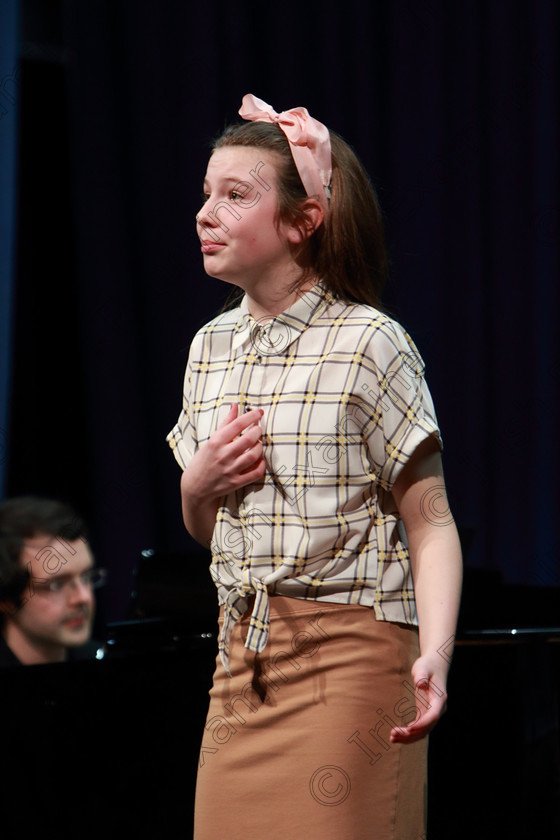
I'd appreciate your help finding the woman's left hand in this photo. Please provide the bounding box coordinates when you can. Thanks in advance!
[389,653,449,744]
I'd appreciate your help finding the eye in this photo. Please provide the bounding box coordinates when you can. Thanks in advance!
[230,188,250,203]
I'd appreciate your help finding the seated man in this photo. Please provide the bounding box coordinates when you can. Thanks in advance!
[0,496,104,665]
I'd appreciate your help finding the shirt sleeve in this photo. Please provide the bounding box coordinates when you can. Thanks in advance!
[359,319,442,492]
[166,353,197,471]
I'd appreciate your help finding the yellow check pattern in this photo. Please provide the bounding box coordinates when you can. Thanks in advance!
[167,284,441,674]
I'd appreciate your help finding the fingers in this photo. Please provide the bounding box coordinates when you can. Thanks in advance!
[388,670,448,744]
[228,432,266,485]
[202,404,266,490]
[213,414,263,465]
[237,454,267,484]
[213,406,264,462]
[215,405,264,443]
[217,403,239,427]
[231,407,264,440]
[236,437,264,469]
[389,700,445,744]
[228,422,263,459]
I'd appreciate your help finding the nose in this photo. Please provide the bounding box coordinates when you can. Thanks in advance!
[197,194,217,227]
[196,199,225,244]
[197,198,210,224]
[67,578,93,605]
[196,196,230,244]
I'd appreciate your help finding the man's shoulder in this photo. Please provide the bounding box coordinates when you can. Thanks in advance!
[0,636,22,667]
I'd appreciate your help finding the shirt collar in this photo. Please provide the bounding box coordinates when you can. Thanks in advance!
[231,282,335,353]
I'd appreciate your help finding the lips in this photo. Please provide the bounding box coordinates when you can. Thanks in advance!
[62,613,89,628]
[200,240,226,254]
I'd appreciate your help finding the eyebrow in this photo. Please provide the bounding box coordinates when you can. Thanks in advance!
[41,564,95,583]
[202,176,251,189]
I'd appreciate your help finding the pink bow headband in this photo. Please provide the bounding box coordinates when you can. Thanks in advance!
[238,93,332,213]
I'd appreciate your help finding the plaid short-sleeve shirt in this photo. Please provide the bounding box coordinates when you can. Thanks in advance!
[167,284,442,674]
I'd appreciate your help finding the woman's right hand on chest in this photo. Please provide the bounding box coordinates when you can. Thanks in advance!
[181,403,266,504]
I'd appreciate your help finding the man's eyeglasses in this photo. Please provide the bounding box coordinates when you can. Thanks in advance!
[31,568,107,596]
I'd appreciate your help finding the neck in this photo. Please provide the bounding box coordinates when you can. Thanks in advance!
[245,277,318,320]
[2,624,67,665]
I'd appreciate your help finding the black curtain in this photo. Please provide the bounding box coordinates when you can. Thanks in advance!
[8,0,559,621]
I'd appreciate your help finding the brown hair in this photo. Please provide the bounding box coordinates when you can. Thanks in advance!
[0,497,88,618]
[212,120,388,310]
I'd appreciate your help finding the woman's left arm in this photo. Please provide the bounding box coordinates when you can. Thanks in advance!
[389,435,463,744]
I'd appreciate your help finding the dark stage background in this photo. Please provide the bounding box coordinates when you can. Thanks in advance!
[5,0,558,619]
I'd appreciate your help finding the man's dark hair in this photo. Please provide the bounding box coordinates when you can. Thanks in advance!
[0,496,88,611]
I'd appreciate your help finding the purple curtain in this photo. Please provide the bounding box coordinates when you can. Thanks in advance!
[7,0,559,620]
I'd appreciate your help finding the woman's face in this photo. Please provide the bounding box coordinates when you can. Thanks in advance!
[197,147,300,292]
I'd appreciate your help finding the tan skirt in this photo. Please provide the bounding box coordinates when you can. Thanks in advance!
[194,596,427,840]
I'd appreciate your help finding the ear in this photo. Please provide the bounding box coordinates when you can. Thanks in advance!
[0,599,18,618]
[286,198,325,244]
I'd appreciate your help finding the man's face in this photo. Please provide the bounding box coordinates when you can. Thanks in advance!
[8,534,96,656]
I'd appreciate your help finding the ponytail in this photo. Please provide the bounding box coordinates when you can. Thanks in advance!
[316,131,387,309]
